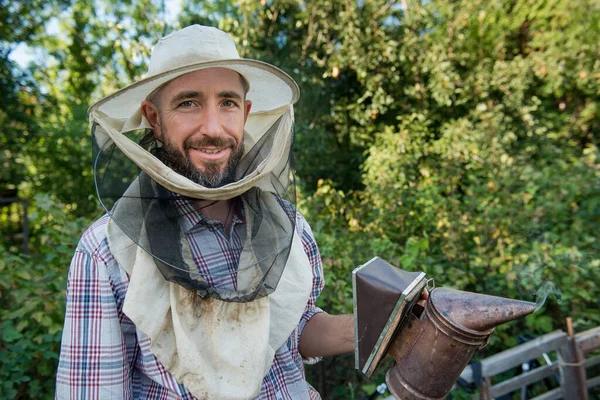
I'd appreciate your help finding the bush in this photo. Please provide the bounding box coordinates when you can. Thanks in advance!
[0,194,92,399]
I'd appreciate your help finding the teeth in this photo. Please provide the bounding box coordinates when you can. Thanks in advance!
[201,149,222,154]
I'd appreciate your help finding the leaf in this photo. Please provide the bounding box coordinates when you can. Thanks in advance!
[2,325,22,343]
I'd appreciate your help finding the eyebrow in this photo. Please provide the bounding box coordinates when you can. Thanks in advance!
[169,90,243,106]
[218,90,243,101]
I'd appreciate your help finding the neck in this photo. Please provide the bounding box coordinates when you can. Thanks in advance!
[194,199,233,228]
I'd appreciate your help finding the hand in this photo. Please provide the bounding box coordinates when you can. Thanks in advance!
[417,287,429,307]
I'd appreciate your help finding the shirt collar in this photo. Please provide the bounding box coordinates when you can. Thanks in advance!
[173,195,245,234]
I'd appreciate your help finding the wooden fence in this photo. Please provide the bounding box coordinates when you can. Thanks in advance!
[454,326,600,399]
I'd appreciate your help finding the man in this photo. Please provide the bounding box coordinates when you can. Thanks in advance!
[56,25,354,399]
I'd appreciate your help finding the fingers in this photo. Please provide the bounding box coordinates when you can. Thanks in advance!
[417,288,429,306]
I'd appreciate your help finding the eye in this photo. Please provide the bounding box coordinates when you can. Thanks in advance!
[178,100,196,108]
[222,99,238,108]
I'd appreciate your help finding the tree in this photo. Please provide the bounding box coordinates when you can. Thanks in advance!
[0,0,71,193]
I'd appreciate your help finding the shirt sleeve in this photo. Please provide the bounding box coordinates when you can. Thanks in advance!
[296,213,325,364]
[55,249,133,399]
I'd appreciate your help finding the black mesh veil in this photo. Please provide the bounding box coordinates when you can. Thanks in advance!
[92,115,297,302]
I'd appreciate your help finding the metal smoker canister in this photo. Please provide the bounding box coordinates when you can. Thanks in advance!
[386,288,536,400]
[352,258,536,400]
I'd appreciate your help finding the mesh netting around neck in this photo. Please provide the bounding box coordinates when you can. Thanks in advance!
[91,115,297,302]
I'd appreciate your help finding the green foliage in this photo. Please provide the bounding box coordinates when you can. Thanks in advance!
[0,0,71,191]
[2,0,170,216]
[0,194,91,399]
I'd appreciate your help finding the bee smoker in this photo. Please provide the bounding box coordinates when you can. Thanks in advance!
[353,257,536,400]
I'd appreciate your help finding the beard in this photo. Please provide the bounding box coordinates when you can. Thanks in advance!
[152,132,244,189]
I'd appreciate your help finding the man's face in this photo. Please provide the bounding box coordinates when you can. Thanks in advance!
[141,68,252,187]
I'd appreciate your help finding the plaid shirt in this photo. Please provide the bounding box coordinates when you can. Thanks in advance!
[56,198,324,399]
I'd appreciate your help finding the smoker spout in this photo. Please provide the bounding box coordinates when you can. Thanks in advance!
[431,288,537,332]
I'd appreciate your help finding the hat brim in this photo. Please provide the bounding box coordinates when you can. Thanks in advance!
[89,59,299,131]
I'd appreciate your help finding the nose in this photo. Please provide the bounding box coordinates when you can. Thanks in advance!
[198,102,225,137]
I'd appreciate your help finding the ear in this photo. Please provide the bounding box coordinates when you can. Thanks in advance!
[141,100,161,137]
[243,100,252,124]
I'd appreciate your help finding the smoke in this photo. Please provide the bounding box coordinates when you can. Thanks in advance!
[509,224,600,308]
[534,280,562,313]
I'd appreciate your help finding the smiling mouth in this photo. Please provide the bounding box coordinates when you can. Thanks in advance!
[199,148,225,154]
[188,146,232,162]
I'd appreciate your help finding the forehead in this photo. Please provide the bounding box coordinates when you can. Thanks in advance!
[160,67,245,97]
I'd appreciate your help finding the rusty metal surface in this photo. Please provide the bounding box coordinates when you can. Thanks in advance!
[383,288,536,400]
[431,288,536,332]
[385,291,490,399]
